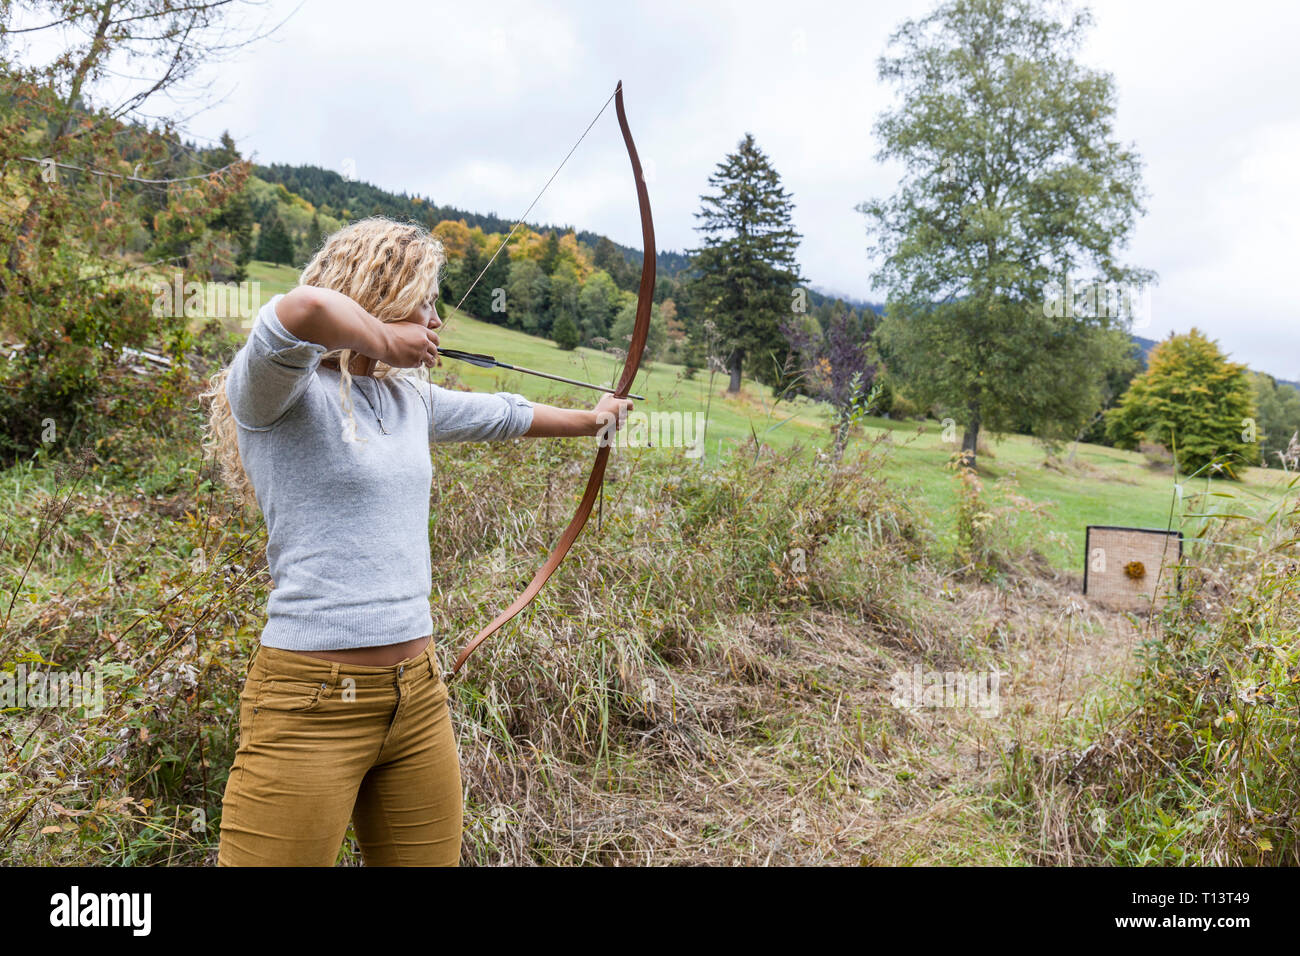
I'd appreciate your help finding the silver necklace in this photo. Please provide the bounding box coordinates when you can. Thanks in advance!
[352,374,390,435]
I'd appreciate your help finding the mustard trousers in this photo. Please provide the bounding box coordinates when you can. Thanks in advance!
[217,641,462,866]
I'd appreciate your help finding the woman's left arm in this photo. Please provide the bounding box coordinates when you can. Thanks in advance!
[423,384,631,443]
[525,395,633,438]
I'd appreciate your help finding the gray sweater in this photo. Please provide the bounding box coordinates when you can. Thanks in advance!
[226,293,534,650]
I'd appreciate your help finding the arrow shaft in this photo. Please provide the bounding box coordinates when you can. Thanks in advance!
[439,350,644,401]
[493,360,645,401]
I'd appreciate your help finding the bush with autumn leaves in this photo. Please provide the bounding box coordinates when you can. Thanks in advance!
[1106,329,1260,477]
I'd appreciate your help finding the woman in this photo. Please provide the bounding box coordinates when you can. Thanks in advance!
[201,217,631,866]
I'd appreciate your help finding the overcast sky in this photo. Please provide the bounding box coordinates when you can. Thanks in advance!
[90,0,1300,380]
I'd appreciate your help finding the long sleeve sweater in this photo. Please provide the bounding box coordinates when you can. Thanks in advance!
[225,293,534,650]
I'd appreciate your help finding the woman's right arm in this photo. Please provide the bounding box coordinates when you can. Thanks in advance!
[277,286,439,367]
[275,286,387,358]
[226,287,436,430]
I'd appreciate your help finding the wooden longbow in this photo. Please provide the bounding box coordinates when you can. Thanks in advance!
[446,80,656,679]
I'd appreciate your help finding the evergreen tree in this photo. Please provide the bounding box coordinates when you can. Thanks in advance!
[553,312,580,351]
[478,242,510,324]
[685,133,804,393]
[546,261,581,341]
[209,130,241,167]
[1106,329,1259,477]
[456,242,488,317]
[304,213,324,263]
[255,212,295,265]
[205,131,254,279]
[210,187,254,280]
[540,231,561,276]
[593,236,633,291]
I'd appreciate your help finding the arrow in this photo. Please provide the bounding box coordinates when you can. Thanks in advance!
[437,348,645,401]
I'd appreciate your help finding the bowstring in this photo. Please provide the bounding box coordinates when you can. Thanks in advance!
[428,85,619,403]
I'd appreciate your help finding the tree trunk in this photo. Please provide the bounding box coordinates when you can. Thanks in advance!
[1068,410,1104,465]
[726,349,743,394]
[961,403,981,468]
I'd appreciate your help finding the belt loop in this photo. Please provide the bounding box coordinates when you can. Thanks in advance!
[425,643,436,681]
[329,661,340,694]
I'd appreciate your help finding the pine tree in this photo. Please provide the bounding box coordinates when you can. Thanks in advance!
[305,213,323,263]
[593,236,633,291]
[205,131,254,277]
[478,241,510,324]
[210,187,254,280]
[540,231,561,276]
[457,242,486,317]
[209,130,241,167]
[552,312,580,350]
[1106,329,1259,477]
[686,133,804,393]
[546,261,581,340]
[255,213,295,266]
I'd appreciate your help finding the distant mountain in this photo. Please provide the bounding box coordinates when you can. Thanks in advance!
[253,164,894,316]
[808,286,884,316]
[255,162,688,279]
[1131,333,1158,357]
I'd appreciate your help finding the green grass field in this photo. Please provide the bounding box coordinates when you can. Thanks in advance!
[219,262,1294,570]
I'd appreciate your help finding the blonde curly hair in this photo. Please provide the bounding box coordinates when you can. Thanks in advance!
[201,216,446,508]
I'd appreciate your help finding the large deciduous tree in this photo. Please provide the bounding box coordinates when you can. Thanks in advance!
[577,269,621,343]
[860,0,1152,466]
[687,133,804,394]
[506,257,547,333]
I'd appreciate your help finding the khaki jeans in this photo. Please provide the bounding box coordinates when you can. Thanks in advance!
[217,641,461,866]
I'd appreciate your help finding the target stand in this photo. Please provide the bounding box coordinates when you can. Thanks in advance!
[1083,525,1183,612]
